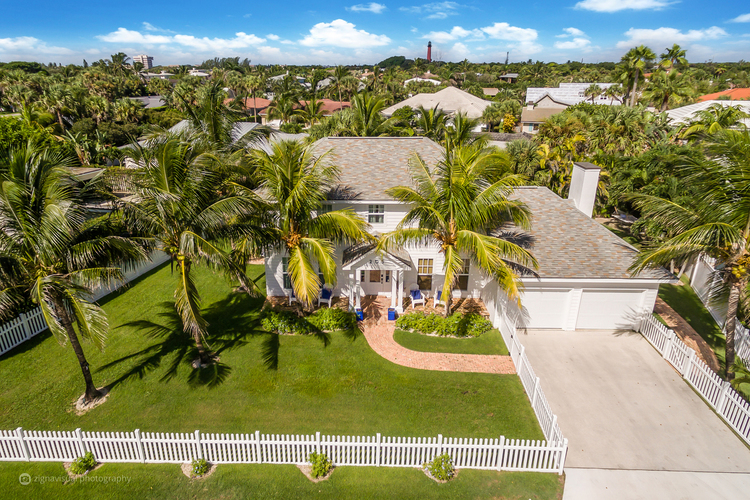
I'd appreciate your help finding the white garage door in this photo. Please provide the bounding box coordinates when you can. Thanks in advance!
[576,290,644,330]
[521,289,571,329]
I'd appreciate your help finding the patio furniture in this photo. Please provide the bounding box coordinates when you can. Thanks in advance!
[434,290,446,308]
[318,286,333,308]
[287,290,298,306]
[409,284,425,309]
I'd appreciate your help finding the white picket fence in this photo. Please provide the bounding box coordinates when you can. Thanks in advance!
[0,428,567,473]
[735,323,750,366]
[639,314,750,445]
[0,252,169,358]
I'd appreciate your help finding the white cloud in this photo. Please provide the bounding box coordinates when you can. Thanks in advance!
[481,22,537,42]
[280,40,295,45]
[557,27,586,38]
[347,3,387,13]
[729,13,750,23]
[616,26,728,49]
[142,22,174,33]
[0,36,73,55]
[575,0,674,12]
[555,38,591,50]
[173,32,266,51]
[97,28,265,51]
[97,28,172,44]
[400,2,460,19]
[299,19,390,48]
[423,26,484,44]
[267,34,280,40]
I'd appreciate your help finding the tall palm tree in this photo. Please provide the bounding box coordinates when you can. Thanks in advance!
[378,144,538,316]
[268,95,300,126]
[41,83,72,131]
[584,84,603,104]
[629,130,750,379]
[346,92,396,137]
[659,44,688,72]
[243,74,264,123]
[641,70,694,111]
[622,45,656,107]
[415,104,448,142]
[298,97,325,128]
[121,134,262,366]
[0,143,147,403]
[248,140,371,307]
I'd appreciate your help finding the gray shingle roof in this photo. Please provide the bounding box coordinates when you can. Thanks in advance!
[513,187,664,280]
[312,137,443,201]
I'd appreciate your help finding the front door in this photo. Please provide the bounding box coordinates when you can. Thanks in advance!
[366,270,391,295]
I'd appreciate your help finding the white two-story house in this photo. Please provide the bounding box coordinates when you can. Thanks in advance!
[264,137,668,334]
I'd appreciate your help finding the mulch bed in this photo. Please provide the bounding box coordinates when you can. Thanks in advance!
[654,297,721,372]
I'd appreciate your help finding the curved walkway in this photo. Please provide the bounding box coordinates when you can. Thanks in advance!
[359,298,516,374]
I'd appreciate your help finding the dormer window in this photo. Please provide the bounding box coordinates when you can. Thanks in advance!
[368,205,385,224]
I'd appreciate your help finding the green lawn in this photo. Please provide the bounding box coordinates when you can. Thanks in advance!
[0,263,542,441]
[393,329,509,355]
[658,275,727,371]
[0,462,564,500]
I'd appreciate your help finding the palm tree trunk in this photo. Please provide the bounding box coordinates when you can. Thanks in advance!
[56,110,65,131]
[179,259,212,366]
[445,294,452,317]
[253,95,258,123]
[725,281,740,380]
[52,296,102,403]
[630,69,640,107]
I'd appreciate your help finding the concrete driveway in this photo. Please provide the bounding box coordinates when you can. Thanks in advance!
[521,329,750,471]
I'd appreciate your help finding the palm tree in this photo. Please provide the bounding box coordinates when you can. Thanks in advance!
[346,92,396,137]
[378,144,538,316]
[0,143,146,403]
[679,103,749,140]
[604,85,623,105]
[659,44,688,72]
[268,94,300,126]
[622,45,656,107]
[584,84,603,104]
[641,70,694,111]
[298,97,325,128]
[173,79,245,149]
[41,83,72,131]
[248,140,371,307]
[415,104,448,141]
[629,130,750,380]
[121,134,262,366]
[243,74,264,123]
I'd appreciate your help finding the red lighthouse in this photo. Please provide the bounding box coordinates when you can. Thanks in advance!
[427,41,432,62]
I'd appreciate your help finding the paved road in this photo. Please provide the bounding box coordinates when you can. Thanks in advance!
[520,330,750,499]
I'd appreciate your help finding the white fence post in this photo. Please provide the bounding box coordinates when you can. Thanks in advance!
[497,436,505,471]
[437,434,443,456]
[254,431,261,463]
[375,433,381,467]
[662,329,675,360]
[549,415,557,441]
[15,427,30,461]
[715,381,732,414]
[315,431,321,454]
[134,429,145,463]
[194,430,202,460]
[558,438,568,475]
[530,377,541,408]
[516,345,526,374]
[18,312,32,342]
[75,428,86,457]
[683,350,696,380]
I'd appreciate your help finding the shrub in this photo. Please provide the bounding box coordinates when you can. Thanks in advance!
[70,451,97,475]
[307,452,333,479]
[424,453,455,481]
[191,457,210,476]
[261,309,315,335]
[395,312,492,338]
[309,307,357,332]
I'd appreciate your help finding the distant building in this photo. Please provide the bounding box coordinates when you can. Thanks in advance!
[697,88,750,102]
[525,83,620,106]
[133,54,154,70]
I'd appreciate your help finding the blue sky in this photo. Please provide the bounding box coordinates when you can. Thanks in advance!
[1,0,749,65]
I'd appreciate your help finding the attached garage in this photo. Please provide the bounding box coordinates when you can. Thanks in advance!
[575,290,645,330]
[521,289,572,329]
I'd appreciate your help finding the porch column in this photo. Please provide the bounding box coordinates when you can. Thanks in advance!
[390,269,397,309]
[396,270,405,313]
[355,269,361,309]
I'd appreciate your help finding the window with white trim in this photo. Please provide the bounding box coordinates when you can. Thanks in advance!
[282,257,291,289]
[417,258,433,291]
[457,259,470,291]
[320,204,333,214]
[368,204,385,224]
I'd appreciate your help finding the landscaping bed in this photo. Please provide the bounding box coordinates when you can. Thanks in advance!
[393,329,509,356]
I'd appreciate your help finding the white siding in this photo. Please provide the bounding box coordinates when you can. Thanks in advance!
[519,289,571,329]
[576,290,645,330]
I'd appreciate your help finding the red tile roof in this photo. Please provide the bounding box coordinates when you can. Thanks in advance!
[698,88,750,102]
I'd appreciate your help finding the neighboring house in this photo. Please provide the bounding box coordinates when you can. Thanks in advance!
[498,73,518,84]
[140,71,175,80]
[231,98,350,126]
[188,69,210,78]
[697,88,750,102]
[482,88,500,97]
[382,87,493,132]
[525,83,621,106]
[264,138,666,331]
[665,100,750,128]
[519,96,569,134]
[129,96,165,109]
[404,73,442,86]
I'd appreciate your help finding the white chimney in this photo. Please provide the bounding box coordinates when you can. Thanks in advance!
[568,162,601,218]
